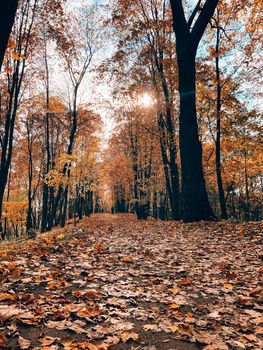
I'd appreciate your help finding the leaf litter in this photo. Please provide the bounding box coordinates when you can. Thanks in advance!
[0,214,262,349]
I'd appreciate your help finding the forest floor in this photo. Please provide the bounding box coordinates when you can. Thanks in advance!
[0,214,262,350]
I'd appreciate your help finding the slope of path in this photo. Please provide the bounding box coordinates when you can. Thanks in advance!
[0,214,262,349]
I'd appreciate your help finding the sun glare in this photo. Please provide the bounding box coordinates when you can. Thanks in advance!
[138,93,154,108]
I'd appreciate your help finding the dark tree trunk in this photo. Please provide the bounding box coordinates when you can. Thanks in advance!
[84,190,93,216]
[0,0,19,71]
[170,0,218,221]
[150,46,181,221]
[157,54,180,220]
[61,186,69,228]
[153,191,158,219]
[0,0,37,237]
[158,114,180,220]
[178,53,213,221]
[26,129,33,231]
[244,151,250,221]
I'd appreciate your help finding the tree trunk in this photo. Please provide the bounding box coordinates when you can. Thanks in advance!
[61,186,69,228]
[157,55,180,220]
[26,136,33,231]
[41,34,51,232]
[0,0,18,70]
[177,52,214,221]
[170,0,218,221]
[215,26,228,219]
[244,151,250,221]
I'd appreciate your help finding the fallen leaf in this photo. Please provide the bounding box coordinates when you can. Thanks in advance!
[143,324,159,331]
[121,256,134,263]
[0,293,17,301]
[180,279,192,285]
[223,283,233,291]
[170,324,179,333]
[170,285,180,294]
[120,331,139,343]
[40,336,58,346]
[93,243,104,251]
[0,305,23,320]
[46,320,86,334]
[0,333,7,346]
[18,336,31,349]
[48,281,56,290]
[203,339,228,350]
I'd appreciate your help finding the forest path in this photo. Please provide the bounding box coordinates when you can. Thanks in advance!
[0,215,262,349]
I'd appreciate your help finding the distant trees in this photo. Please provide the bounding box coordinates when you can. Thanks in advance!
[105,97,166,220]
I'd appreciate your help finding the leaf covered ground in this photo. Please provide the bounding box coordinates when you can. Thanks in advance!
[0,214,262,350]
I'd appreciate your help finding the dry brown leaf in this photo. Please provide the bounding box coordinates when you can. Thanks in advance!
[203,339,228,350]
[0,293,17,301]
[170,285,180,294]
[120,331,139,343]
[169,324,179,333]
[120,256,134,263]
[143,324,159,331]
[40,336,57,346]
[193,331,217,344]
[18,336,31,349]
[0,305,23,320]
[223,283,233,291]
[45,320,86,334]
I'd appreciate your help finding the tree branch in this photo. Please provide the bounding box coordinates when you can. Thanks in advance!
[190,0,219,51]
[188,0,202,29]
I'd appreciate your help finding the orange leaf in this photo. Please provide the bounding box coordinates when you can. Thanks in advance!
[93,243,104,251]
[48,281,56,290]
[180,279,192,285]
[0,293,16,301]
[170,324,179,333]
[170,285,180,294]
[12,51,20,61]
[121,256,134,263]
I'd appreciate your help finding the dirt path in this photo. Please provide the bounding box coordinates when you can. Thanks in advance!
[0,214,262,349]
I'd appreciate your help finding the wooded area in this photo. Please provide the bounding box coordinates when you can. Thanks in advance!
[0,0,262,348]
[0,0,262,240]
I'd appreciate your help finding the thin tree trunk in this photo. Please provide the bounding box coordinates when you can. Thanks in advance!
[41,33,51,232]
[215,26,228,219]
[26,130,33,231]
[244,150,250,221]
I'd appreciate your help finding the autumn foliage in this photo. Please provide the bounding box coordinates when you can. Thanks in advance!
[0,0,262,240]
